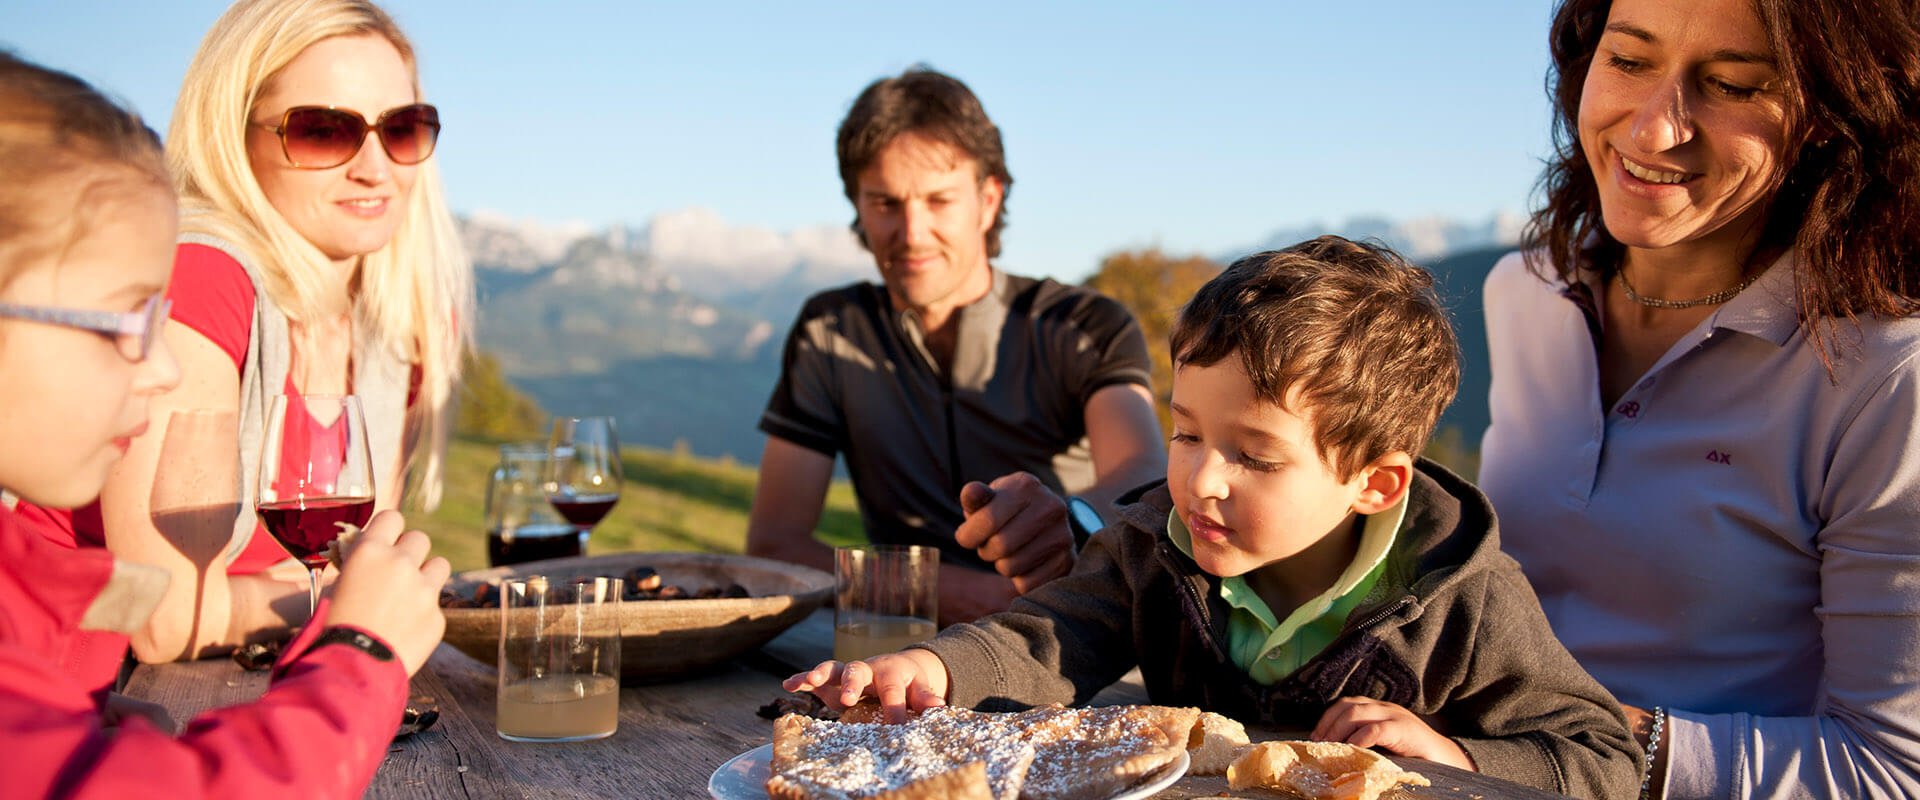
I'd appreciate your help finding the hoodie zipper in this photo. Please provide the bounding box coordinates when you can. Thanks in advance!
[1295,594,1419,680]
[1338,595,1416,643]
[1157,543,1228,657]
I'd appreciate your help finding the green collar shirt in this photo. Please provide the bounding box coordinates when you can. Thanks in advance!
[1166,494,1408,684]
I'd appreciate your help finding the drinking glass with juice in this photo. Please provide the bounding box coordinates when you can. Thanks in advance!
[833,545,939,662]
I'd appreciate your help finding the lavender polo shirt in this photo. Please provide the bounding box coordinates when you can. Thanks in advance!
[760,268,1152,571]
[1480,251,1920,799]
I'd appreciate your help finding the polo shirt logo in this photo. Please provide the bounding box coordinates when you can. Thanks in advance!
[1615,401,1641,418]
[1706,449,1733,465]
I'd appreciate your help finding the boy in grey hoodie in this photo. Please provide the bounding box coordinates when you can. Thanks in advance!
[788,236,1640,799]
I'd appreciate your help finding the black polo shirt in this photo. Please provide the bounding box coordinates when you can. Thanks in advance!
[759,269,1153,569]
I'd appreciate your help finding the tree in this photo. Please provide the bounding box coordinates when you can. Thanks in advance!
[456,349,548,441]
[1083,248,1221,436]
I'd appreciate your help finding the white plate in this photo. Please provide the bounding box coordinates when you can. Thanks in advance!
[708,743,1189,800]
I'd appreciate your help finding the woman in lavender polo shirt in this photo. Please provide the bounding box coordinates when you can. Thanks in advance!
[1478,0,1920,797]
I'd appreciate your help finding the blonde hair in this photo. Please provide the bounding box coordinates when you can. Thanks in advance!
[168,0,472,508]
[0,52,170,290]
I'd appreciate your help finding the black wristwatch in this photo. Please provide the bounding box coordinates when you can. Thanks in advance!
[311,626,395,662]
[1066,496,1104,551]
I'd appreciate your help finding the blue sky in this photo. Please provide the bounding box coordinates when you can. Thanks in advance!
[6,2,1558,280]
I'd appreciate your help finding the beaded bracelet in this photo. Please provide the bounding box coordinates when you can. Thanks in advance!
[1640,706,1667,800]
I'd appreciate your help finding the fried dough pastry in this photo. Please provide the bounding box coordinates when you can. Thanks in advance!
[1226,740,1430,800]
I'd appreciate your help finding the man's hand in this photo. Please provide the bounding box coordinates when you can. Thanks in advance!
[784,650,951,724]
[951,473,1075,595]
[1312,696,1475,771]
[937,564,1019,626]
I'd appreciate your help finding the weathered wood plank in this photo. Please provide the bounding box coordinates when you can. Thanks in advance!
[368,651,526,800]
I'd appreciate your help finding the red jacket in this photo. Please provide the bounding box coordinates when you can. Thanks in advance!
[0,507,407,798]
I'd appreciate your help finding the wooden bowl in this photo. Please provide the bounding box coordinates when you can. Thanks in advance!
[441,551,834,683]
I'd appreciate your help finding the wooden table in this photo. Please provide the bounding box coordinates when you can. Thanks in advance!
[127,609,1568,799]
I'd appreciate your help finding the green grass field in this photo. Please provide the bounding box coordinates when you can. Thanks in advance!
[417,436,865,572]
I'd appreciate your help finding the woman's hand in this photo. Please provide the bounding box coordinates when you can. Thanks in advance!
[1622,703,1658,749]
[1313,696,1475,771]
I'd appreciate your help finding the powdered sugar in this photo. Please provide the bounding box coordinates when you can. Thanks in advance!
[769,705,1196,800]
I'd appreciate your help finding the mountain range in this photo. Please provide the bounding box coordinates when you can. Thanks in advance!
[462,209,1519,466]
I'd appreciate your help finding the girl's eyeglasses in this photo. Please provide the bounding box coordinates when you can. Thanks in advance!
[252,103,441,170]
[0,294,171,361]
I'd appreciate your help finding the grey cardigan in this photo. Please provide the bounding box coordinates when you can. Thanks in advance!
[181,233,410,564]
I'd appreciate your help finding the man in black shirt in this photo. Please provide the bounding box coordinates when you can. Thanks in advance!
[747,67,1165,624]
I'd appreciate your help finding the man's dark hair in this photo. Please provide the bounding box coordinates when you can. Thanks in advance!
[836,66,1013,257]
[1170,236,1461,480]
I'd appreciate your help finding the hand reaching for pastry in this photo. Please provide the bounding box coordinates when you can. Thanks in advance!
[784,650,952,724]
[1311,696,1475,772]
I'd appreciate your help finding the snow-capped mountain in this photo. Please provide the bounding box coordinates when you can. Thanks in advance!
[642,208,872,298]
[460,210,595,272]
[1231,211,1526,264]
[461,208,870,295]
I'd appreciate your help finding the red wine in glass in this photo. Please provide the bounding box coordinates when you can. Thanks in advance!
[258,497,375,568]
[549,490,619,530]
[258,394,374,620]
[545,417,623,542]
[487,522,586,566]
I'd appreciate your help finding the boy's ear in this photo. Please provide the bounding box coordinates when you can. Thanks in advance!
[1351,452,1414,515]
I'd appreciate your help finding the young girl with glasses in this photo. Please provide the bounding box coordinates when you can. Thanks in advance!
[0,49,450,797]
[13,0,474,683]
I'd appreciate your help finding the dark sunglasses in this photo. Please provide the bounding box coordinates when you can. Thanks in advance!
[253,103,441,169]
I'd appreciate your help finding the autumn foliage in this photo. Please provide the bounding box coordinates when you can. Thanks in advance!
[1082,248,1222,436]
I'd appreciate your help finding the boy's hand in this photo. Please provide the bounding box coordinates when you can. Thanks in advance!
[953,473,1075,595]
[325,510,450,676]
[783,649,951,724]
[1312,696,1475,772]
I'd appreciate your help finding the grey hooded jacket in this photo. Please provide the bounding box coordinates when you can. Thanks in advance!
[917,459,1641,800]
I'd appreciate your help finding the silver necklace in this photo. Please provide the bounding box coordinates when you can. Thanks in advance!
[1617,268,1758,309]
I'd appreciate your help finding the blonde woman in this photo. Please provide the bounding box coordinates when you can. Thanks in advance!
[17,0,471,682]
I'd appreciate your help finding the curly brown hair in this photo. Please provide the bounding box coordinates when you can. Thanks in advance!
[836,66,1013,258]
[1170,236,1461,481]
[1527,0,1920,358]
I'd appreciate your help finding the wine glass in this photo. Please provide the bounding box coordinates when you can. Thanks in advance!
[149,409,243,649]
[545,416,623,545]
[256,394,374,620]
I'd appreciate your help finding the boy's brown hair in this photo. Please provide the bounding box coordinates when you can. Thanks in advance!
[1170,235,1460,480]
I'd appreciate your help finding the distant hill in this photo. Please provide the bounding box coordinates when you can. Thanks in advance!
[511,354,782,466]
[1426,245,1506,469]
[463,210,862,461]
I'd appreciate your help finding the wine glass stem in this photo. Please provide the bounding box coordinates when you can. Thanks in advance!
[306,567,323,623]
